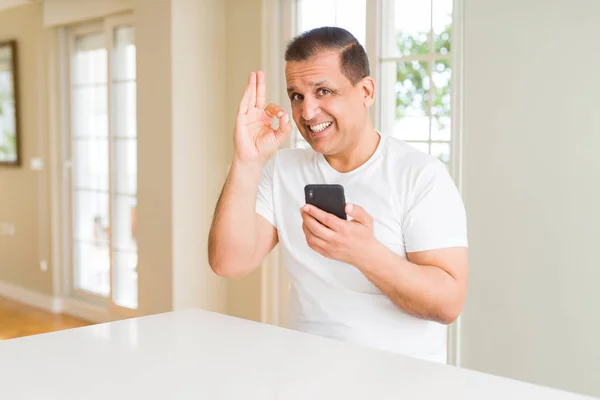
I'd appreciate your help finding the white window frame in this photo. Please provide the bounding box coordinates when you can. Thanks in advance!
[62,13,137,321]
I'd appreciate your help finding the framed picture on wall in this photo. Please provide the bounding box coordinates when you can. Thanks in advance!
[0,40,20,167]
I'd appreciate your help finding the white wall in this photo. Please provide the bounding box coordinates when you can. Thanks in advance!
[460,0,600,397]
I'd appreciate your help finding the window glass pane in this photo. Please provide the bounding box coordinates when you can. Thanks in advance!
[73,189,110,296]
[74,241,110,296]
[396,61,430,118]
[113,250,138,309]
[113,26,136,81]
[332,0,367,46]
[392,61,430,140]
[431,141,450,164]
[73,138,109,191]
[431,61,451,141]
[112,25,137,310]
[112,194,137,252]
[433,0,452,55]
[114,138,137,195]
[112,81,136,138]
[393,117,429,141]
[297,0,367,46]
[73,33,106,86]
[297,0,336,34]
[72,86,108,138]
[73,190,109,244]
[382,0,432,58]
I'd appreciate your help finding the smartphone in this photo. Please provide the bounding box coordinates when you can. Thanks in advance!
[304,184,347,220]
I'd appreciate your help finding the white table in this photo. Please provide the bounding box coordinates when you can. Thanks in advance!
[0,309,594,399]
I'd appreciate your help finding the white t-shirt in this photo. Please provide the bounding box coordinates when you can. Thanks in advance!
[255,132,468,362]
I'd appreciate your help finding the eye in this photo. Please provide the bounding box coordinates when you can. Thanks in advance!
[290,93,303,102]
[317,88,331,96]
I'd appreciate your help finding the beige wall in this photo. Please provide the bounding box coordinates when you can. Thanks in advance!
[0,3,52,295]
[140,0,268,318]
[43,0,134,27]
[137,0,269,318]
[170,0,228,314]
[0,0,270,323]
[224,0,265,322]
[135,0,174,316]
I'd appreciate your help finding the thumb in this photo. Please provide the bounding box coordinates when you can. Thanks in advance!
[345,203,372,226]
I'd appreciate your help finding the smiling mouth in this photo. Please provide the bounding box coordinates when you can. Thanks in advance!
[307,121,333,136]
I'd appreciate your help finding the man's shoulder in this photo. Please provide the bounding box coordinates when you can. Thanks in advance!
[380,135,458,206]
[382,134,445,172]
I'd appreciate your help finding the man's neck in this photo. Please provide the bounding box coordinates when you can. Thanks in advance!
[324,126,380,173]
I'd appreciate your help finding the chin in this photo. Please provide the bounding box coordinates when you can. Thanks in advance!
[303,127,337,153]
[305,137,333,155]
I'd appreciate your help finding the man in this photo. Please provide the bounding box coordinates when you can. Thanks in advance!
[208,27,468,363]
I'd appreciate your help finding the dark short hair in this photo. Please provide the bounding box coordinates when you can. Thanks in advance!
[284,26,370,85]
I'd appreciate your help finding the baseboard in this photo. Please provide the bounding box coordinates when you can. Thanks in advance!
[61,297,112,324]
[0,280,112,324]
[0,280,62,313]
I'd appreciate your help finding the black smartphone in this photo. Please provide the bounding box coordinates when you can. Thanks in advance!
[304,184,347,220]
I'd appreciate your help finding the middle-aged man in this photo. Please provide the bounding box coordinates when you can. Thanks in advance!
[208,27,469,363]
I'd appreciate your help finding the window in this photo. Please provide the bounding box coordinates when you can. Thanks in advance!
[290,0,456,175]
[67,16,138,311]
[379,0,454,171]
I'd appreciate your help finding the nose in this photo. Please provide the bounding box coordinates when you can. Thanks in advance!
[301,97,321,122]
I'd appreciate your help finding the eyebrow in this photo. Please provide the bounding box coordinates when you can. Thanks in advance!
[287,80,329,94]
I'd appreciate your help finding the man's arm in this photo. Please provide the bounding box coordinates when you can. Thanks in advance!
[208,70,291,278]
[208,160,278,278]
[300,203,468,324]
[354,243,468,324]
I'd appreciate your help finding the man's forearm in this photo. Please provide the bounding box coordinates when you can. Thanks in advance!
[352,242,465,324]
[208,159,263,275]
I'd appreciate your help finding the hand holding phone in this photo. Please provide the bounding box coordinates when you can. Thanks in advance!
[304,184,347,220]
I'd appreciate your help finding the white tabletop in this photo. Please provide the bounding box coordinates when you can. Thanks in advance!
[0,309,594,399]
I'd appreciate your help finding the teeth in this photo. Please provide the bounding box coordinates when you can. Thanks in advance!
[309,122,332,133]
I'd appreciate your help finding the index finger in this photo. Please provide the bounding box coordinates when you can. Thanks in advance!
[302,204,344,232]
[256,71,266,109]
[238,72,256,115]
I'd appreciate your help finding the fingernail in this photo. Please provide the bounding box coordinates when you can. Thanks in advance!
[346,203,353,212]
[277,111,284,118]
[302,205,309,212]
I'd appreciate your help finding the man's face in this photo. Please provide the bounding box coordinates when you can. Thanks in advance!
[285,51,372,155]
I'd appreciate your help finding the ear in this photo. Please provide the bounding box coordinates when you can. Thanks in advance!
[361,76,375,108]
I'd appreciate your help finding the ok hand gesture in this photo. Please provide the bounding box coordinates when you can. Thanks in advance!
[234,71,293,164]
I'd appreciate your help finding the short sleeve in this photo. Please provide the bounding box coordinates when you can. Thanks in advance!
[402,161,468,253]
[255,155,277,228]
